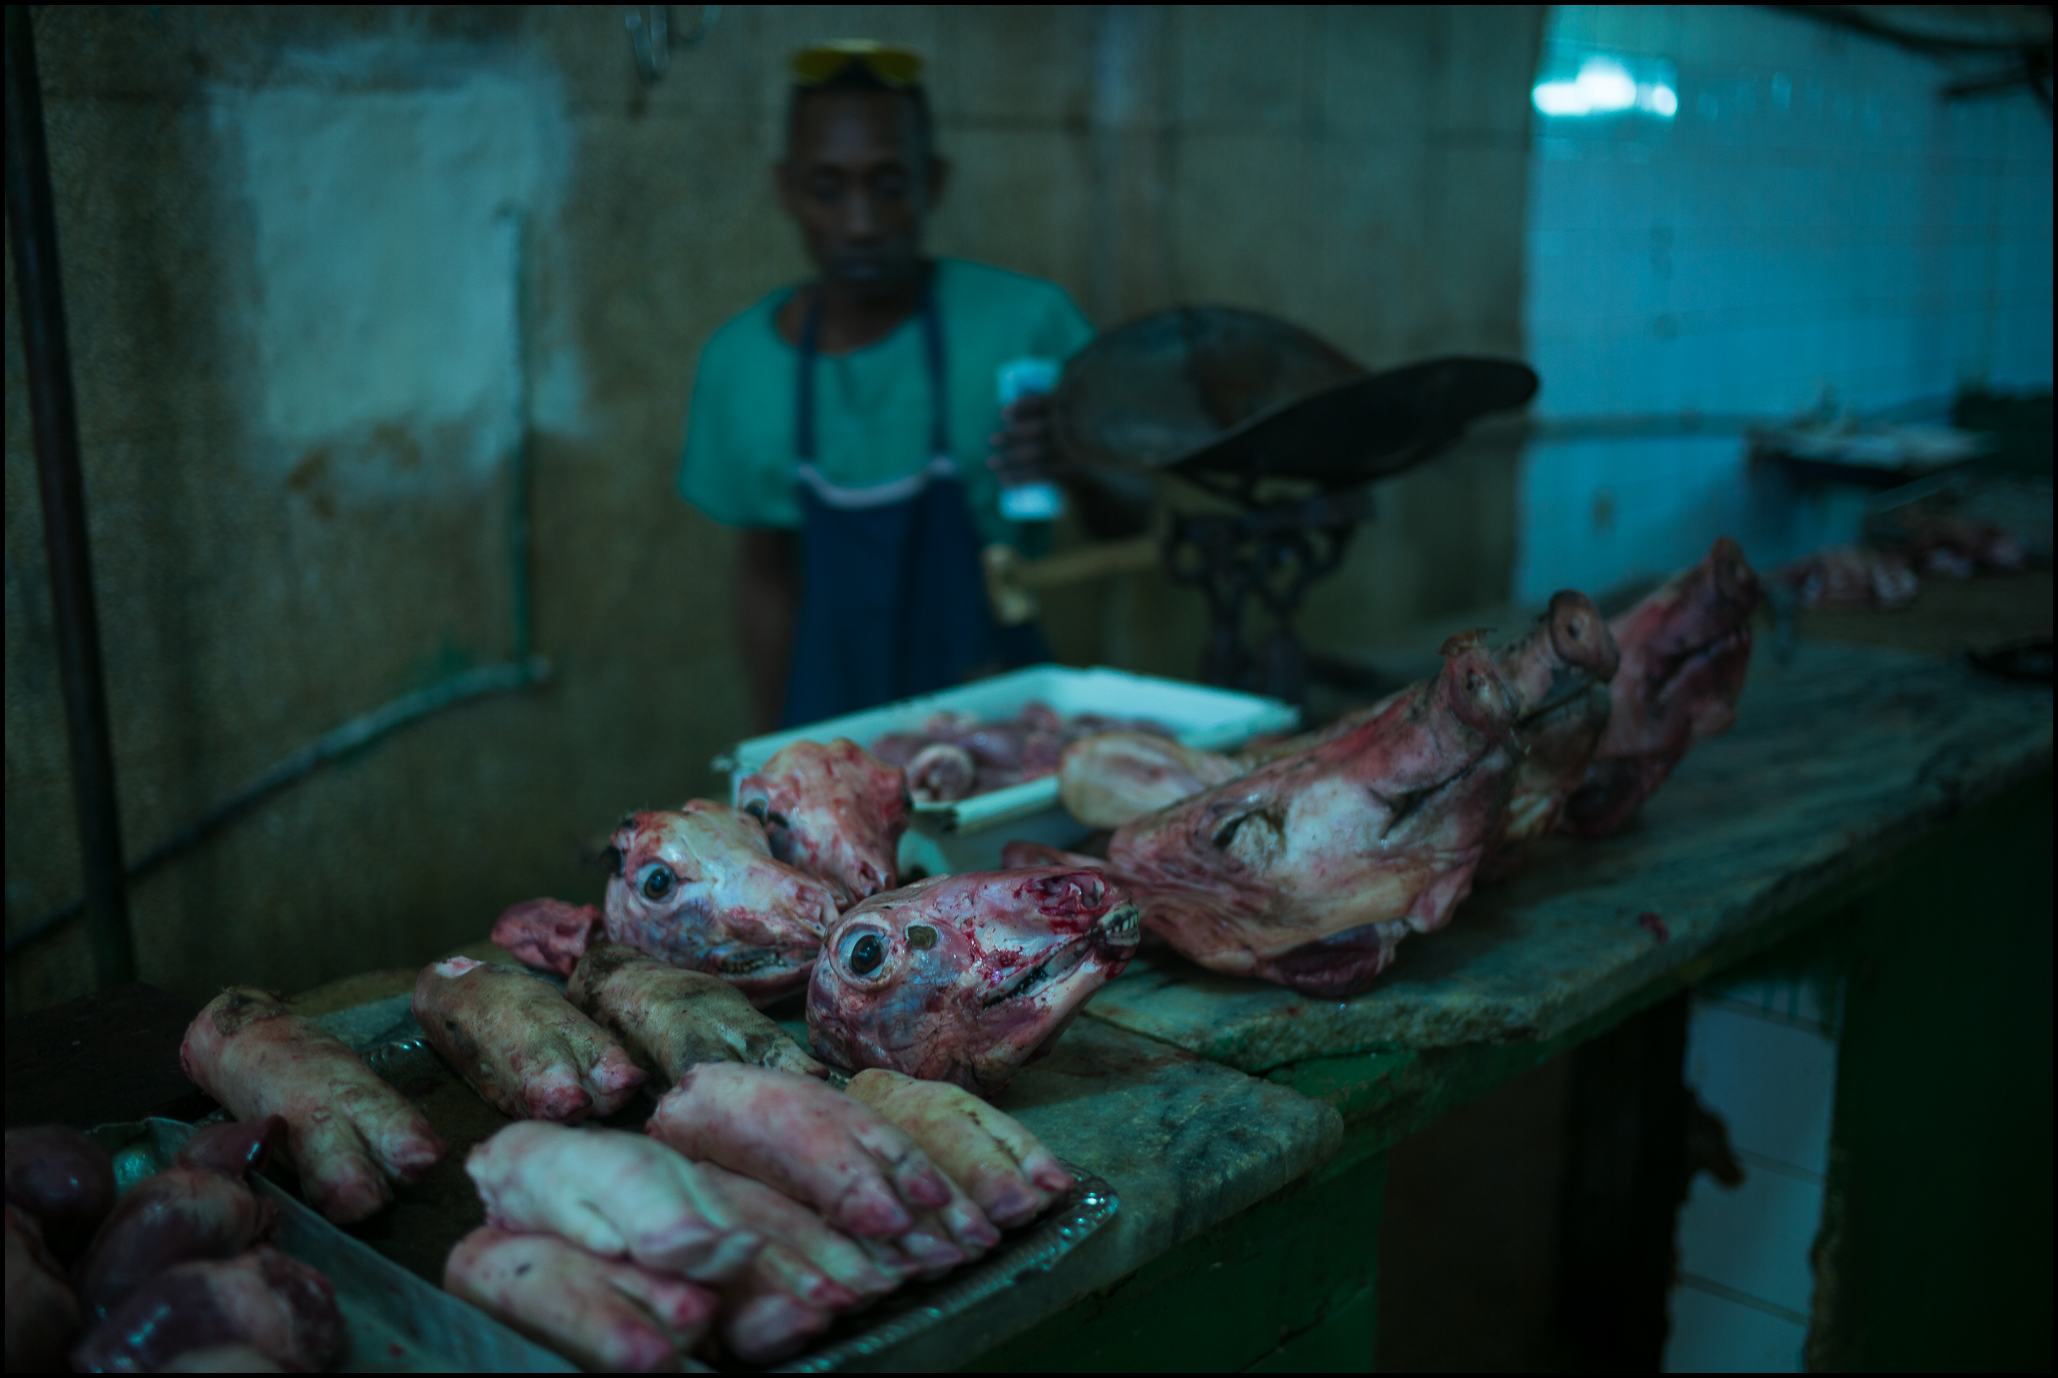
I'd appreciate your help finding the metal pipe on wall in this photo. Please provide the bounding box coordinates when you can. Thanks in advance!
[6,200,553,963]
[5,6,138,987]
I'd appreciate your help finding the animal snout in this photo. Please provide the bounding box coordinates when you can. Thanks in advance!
[1095,902,1142,949]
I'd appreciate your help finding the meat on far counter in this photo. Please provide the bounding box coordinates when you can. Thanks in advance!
[871,701,1179,803]
[647,1063,996,1269]
[7,1203,81,1372]
[71,1245,345,1374]
[496,801,839,1006]
[466,1121,762,1283]
[1776,545,1918,610]
[1871,509,2027,578]
[737,739,912,909]
[1084,633,1521,998]
[5,1123,117,1264]
[414,956,646,1123]
[444,1227,716,1374]
[807,869,1139,1095]
[73,1117,285,1318]
[846,1069,1072,1228]
[180,987,447,1225]
[1561,537,1761,838]
[568,942,827,1083]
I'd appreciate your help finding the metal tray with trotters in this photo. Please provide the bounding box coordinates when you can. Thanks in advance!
[175,1008,1120,1372]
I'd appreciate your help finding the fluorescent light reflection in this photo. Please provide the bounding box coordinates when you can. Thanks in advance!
[1533,56,1678,120]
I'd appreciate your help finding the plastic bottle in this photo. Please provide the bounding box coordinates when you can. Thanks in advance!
[996,357,1065,522]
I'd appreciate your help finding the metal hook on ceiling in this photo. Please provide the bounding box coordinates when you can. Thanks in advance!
[624,6,720,86]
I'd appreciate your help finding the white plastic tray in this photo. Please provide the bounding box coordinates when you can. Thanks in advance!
[717,664,1298,874]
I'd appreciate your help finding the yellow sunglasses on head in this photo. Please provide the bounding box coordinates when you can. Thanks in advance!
[790,41,925,89]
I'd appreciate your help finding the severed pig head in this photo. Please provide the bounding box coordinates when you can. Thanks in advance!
[736,739,911,909]
[598,802,839,1005]
[1102,633,1521,998]
[1561,537,1760,838]
[806,868,1140,1095]
[1480,590,1622,873]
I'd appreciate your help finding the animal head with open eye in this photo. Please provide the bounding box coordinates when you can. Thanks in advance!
[599,802,840,1006]
[806,868,1139,1095]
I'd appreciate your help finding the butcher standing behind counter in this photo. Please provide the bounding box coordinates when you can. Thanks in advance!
[677,39,1112,732]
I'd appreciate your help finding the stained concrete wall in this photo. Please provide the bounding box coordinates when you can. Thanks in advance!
[4,5,1543,1013]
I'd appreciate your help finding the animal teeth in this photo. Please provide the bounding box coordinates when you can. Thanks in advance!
[980,939,1093,1007]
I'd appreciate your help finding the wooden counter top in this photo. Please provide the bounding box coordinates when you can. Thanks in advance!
[12,569,2044,1371]
[1081,634,2053,1072]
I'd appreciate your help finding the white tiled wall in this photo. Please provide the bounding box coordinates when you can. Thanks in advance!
[1664,1280,1812,1373]
[1663,972,1845,1374]
[1515,5,2055,603]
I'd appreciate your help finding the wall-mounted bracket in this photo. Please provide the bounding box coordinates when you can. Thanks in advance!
[624,6,719,85]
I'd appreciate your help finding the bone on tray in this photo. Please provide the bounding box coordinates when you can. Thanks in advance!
[866,700,1180,803]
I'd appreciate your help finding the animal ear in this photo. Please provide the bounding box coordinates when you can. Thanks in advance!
[586,843,624,876]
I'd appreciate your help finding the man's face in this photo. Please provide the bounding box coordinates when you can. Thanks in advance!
[777,89,945,299]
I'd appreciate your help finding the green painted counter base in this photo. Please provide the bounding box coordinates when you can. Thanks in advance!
[972,1150,1384,1374]
[1808,773,2053,1372]
[839,1019,1344,1371]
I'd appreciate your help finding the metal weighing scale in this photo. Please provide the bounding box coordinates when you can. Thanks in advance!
[1024,306,1539,707]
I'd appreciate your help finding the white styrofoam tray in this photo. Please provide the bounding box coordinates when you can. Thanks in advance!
[716,664,1298,874]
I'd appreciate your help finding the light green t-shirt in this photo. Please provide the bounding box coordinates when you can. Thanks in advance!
[677,258,1094,551]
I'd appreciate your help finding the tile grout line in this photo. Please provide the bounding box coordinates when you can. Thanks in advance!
[1673,1271,1813,1327]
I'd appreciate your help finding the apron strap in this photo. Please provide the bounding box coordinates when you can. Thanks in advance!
[919,271,949,458]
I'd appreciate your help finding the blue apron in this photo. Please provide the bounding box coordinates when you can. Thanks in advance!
[780,273,1049,728]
